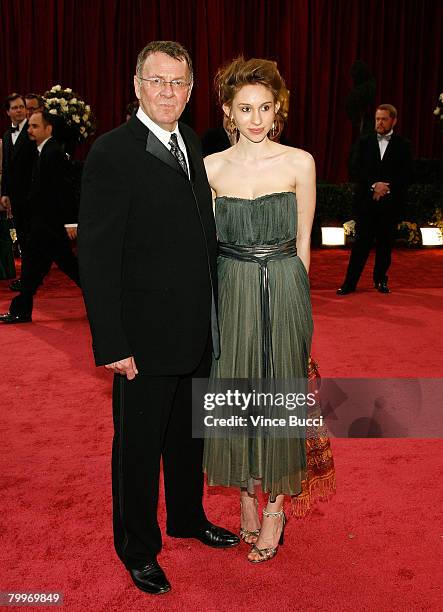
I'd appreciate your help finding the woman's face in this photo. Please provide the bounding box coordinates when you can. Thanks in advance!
[224,83,279,143]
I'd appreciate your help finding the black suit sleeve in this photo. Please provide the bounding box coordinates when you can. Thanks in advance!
[1,132,11,197]
[350,136,373,190]
[78,141,132,366]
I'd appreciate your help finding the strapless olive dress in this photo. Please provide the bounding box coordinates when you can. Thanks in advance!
[203,192,313,498]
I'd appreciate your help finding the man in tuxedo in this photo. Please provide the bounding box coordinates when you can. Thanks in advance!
[201,114,233,156]
[337,104,413,295]
[0,110,80,323]
[24,93,44,118]
[1,93,36,289]
[78,41,238,596]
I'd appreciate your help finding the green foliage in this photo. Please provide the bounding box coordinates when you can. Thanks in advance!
[404,183,443,226]
[315,183,354,226]
[313,176,443,247]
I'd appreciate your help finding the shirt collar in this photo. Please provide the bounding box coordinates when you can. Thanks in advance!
[136,106,181,148]
[377,129,394,139]
[12,118,27,132]
[37,136,52,153]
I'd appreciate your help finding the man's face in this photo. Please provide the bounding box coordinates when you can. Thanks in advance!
[375,109,397,135]
[6,97,26,125]
[25,98,42,118]
[134,52,192,131]
[27,112,52,145]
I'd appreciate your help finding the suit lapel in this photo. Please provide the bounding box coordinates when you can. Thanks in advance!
[11,122,29,160]
[127,115,190,180]
[145,130,186,178]
[381,134,397,164]
[3,130,13,164]
[180,125,197,184]
[369,133,381,161]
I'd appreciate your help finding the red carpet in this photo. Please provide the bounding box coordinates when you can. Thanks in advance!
[1,248,442,611]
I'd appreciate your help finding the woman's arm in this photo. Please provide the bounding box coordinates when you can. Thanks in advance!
[294,152,316,273]
[204,154,220,214]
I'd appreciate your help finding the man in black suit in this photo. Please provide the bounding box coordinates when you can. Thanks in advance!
[201,114,233,156]
[0,110,80,323]
[78,41,238,596]
[24,93,44,118]
[337,104,413,295]
[1,93,36,288]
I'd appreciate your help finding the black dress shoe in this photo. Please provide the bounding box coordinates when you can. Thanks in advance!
[336,286,355,295]
[375,280,390,293]
[9,279,22,291]
[128,559,171,595]
[169,523,240,548]
[0,312,32,324]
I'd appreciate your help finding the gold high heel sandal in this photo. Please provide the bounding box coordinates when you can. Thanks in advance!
[240,496,261,544]
[248,508,286,563]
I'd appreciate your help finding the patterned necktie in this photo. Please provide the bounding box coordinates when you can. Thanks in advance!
[168,133,189,177]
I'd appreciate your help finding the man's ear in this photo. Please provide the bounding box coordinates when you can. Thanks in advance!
[133,75,141,101]
[186,81,194,104]
[392,117,397,128]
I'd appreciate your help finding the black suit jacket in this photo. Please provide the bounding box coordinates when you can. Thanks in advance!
[201,127,231,157]
[29,138,77,228]
[351,132,413,220]
[78,115,218,375]
[1,122,35,210]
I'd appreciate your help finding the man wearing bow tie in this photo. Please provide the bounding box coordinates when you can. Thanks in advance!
[78,40,238,596]
[1,93,36,289]
[337,104,413,295]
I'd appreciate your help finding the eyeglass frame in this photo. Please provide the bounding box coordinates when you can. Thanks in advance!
[137,76,192,90]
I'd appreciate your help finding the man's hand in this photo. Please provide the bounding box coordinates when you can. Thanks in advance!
[66,226,78,240]
[372,182,390,201]
[104,356,138,380]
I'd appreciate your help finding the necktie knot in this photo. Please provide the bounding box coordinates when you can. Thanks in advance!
[11,125,19,133]
[377,133,392,142]
[168,133,189,177]
[169,133,179,147]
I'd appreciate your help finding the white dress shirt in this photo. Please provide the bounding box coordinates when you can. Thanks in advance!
[136,106,190,177]
[378,130,393,160]
[37,136,52,154]
[11,118,27,145]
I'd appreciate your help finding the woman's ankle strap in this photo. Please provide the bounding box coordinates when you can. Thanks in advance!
[263,508,284,518]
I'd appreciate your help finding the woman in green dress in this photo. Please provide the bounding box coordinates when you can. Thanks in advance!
[203,57,317,563]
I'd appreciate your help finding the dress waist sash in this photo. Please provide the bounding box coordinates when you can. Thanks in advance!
[218,239,297,378]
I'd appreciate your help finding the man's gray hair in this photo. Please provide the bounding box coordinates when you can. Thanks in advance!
[136,40,193,82]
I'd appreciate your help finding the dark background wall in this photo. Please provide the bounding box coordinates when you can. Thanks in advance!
[0,0,442,181]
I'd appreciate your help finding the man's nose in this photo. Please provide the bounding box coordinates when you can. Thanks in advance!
[160,83,174,97]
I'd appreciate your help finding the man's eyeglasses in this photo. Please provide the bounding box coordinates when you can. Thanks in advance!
[138,76,191,90]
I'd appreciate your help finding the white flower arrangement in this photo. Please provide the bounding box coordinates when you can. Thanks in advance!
[434,92,443,131]
[343,220,356,236]
[43,85,96,142]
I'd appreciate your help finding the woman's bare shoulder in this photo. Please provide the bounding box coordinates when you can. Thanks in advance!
[204,149,231,171]
[282,146,315,168]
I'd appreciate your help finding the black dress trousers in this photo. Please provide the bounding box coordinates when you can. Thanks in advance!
[111,335,212,568]
[9,224,80,317]
[343,201,397,289]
